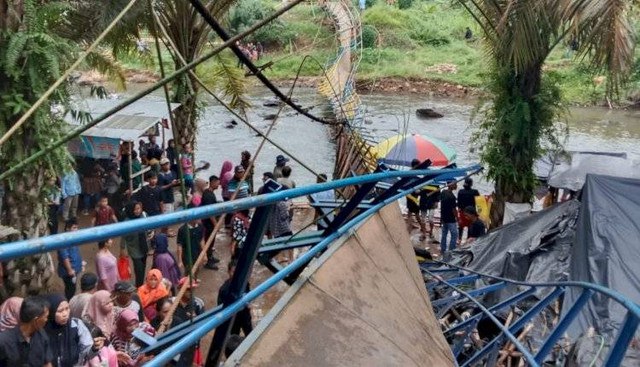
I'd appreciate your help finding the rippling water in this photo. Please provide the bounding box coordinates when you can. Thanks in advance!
[127,85,640,193]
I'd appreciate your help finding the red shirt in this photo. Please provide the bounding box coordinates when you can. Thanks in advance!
[95,205,116,226]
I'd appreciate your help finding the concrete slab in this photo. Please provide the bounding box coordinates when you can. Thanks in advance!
[226,204,454,366]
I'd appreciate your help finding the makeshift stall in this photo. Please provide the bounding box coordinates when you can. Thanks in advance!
[65,97,180,191]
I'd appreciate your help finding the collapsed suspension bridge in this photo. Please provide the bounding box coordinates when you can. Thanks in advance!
[1,0,639,366]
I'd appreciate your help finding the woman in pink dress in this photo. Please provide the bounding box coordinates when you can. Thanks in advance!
[96,238,119,291]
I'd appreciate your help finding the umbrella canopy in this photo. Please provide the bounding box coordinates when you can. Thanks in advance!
[373,134,456,167]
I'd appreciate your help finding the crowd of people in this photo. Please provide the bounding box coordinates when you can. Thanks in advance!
[405,160,487,257]
[0,133,316,366]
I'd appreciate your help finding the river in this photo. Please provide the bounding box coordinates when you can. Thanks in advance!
[189,86,640,193]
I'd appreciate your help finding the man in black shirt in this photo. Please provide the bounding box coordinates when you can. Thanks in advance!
[201,175,221,270]
[177,217,207,276]
[464,206,486,244]
[135,172,163,216]
[457,177,480,240]
[439,180,459,255]
[0,296,53,367]
[158,158,178,213]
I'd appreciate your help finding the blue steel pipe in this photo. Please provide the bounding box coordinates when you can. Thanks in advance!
[0,165,481,261]
[144,167,476,366]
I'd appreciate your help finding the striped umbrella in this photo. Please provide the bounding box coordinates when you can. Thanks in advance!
[373,133,456,167]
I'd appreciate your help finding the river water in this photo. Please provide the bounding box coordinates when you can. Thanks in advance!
[191,86,640,193]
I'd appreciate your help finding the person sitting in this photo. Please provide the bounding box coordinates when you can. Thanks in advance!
[112,282,144,321]
[84,324,118,367]
[463,206,486,245]
[149,297,182,331]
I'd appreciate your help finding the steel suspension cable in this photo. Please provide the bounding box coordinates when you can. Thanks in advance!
[0,0,140,147]
[157,46,314,335]
[149,10,325,182]
[0,0,306,182]
[186,0,338,126]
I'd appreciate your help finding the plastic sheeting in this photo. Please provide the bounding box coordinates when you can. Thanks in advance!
[455,200,580,283]
[564,174,640,338]
[534,151,640,191]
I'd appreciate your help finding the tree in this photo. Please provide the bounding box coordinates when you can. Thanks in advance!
[153,0,248,150]
[461,0,636,225]
[0,0,78,294]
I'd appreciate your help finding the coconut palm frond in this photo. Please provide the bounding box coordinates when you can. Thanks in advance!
[571,0,635,94]
[202,53,251,115]
[85,50,127,90]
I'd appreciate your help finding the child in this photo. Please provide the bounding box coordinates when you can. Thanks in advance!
[231,210,250,259]
[92,195,118,227]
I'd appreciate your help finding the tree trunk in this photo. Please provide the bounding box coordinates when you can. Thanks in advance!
[488,64,543,228]
[2,166,55,296]
[172,65,200,151]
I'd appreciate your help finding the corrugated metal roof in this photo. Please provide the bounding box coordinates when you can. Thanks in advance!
[65,97,180,141]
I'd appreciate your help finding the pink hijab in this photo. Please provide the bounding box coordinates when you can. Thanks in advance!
[0,297,23,331]
[220,160,234,198]
[83,290,115,337]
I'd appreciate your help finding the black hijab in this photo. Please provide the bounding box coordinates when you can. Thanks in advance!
[44,294,80,367]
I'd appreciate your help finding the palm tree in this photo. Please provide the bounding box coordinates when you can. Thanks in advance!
[459,0,635,225]
[153,0,245,149]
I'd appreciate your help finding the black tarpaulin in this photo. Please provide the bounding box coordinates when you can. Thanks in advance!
[459,200,580,283]
[564,174,640,337]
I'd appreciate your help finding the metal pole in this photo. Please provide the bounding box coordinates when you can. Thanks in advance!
[128,141,133,193]
[205,202,276,366]
[0,166,482,261]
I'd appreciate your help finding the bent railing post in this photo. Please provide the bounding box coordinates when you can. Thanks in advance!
[205,197,277,366]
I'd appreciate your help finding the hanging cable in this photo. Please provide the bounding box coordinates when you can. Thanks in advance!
[158,41,326,334]
[186,0,339,126]
[0,0,140,147]
[0,0,307,182]
[150,11,325,182]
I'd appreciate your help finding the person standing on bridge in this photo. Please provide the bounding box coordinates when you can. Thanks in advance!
[440,180,459,256]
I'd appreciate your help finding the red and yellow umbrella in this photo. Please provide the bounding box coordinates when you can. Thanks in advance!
[373,133,457,167]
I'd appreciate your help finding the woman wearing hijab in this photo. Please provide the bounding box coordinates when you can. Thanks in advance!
[219,160,234,201]
[0,297,23,332]
[83,290,115,338]
[152,233,181,290]
[137,269,169,321]
[110,309,155,367]
[44,294,95,367]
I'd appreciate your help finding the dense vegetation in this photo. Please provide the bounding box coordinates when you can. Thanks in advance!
[205,0,639,106]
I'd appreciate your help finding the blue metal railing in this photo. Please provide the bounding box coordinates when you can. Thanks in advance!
[421,261,640,366]
[0,165,481,365]
[0,166,479,261]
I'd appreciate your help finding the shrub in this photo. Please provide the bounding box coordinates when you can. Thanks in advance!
[397,0,413,10]
[361,25,378,48]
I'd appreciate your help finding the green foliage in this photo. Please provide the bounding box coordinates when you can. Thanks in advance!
[198,51,251,115]
[0,0,75,178]
[228,0,293,46]
[471,66,567,202]
[397,0,413,10]
[361,3,470,48]
[361,25,378,49]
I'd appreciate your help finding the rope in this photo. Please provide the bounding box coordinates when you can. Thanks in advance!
[147,0,197,310]
[157,40,318,335]
[0,0,140,147]
[0,0,307,182]
[150,13,324,182]
[186,0,339,126]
